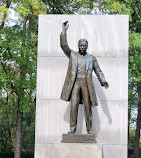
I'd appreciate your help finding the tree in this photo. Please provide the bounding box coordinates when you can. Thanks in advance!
[0,0,46,157]
[129,32,141,158]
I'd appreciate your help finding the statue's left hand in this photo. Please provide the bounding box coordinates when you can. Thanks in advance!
[103,82,109,89]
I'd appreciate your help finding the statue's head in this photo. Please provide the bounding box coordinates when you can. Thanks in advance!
[78,39,88,54]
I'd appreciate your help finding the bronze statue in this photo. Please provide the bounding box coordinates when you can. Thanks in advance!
[60,21,109,134]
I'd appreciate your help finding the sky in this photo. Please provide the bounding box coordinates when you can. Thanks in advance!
[5,3,19,27]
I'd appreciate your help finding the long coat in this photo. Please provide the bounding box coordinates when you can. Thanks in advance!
[60,32,107,107]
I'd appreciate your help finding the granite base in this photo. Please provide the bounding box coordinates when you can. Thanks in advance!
[62,133,96,143]
[35,143,102,158]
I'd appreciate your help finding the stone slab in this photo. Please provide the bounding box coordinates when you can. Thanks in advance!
[103,145,127,158]
[38,15,129,58]
[35,99,128,145]
[36,57,128,100]
[62,134,96,143]
[35,143,102,158]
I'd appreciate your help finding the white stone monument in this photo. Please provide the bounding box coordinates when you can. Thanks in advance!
[35,15,128,158]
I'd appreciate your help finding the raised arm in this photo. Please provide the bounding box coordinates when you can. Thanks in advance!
[60,21,71,58]
[93,57,109,89]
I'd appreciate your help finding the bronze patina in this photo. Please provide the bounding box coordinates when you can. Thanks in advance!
[60,21,109,134]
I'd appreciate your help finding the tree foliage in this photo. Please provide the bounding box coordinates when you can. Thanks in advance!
[0,0,45,157]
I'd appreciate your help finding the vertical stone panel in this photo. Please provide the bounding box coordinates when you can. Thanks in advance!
[35,15,128,158]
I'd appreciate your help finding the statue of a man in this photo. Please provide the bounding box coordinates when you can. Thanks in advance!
[60,21,109,134]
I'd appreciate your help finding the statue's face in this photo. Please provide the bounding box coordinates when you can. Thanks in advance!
[78,40,88,54]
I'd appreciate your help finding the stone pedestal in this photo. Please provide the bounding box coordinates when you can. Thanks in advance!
[62,134,96,143]
[35,143,102,158]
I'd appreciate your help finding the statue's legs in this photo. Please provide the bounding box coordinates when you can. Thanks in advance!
[80,79,92,134]
[69,79,80,133]
[70,78,92,134]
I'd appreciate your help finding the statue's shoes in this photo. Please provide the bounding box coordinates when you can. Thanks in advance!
[68,126,76,134]
[68,131,75,134]
[87,130,95,134]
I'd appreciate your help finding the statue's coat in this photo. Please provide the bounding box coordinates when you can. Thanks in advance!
[60,32,106,107]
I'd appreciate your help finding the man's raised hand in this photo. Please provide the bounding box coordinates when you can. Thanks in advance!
[62,21,69,31]
[103,82,109,89]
